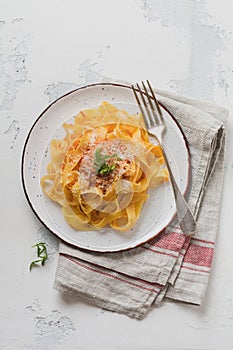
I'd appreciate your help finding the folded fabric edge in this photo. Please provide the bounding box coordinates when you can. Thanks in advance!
[155,88,228,123]
[165,238,215,305]
[54,254,161,319]
[165,124,226,304]
[54,279,152,320]
[194,125,226,219]
[165,276,206,306]
[58,236,183,285]
[53,280,148,320]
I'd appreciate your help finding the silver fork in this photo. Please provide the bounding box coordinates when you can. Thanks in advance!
[132,80,196,235]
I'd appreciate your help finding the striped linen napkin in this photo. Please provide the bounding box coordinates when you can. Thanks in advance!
[53,89,227,319]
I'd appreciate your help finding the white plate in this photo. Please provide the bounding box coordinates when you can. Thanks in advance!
[21,83,190,252]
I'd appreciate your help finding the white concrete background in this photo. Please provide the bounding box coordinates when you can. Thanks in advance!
[1,1,233,349]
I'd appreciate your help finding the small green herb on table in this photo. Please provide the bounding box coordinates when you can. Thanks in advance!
[29,242,48,271]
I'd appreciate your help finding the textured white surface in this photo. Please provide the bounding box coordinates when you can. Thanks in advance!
[1,0,233,349]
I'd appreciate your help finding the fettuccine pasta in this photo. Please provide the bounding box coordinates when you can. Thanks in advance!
[41,102,169,232]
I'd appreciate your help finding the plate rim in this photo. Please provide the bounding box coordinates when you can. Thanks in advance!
[21,82,191,252]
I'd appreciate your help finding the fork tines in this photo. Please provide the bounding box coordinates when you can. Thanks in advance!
[132,80,163,129]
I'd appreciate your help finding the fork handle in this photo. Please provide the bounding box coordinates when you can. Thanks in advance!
[162,147,196,235]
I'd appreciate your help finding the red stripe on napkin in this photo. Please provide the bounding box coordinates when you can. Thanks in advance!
[191,237,215,246]
[143,246,178,258]
[148,230,187,252]
[183,244,214,267]
[61,254,161,293]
